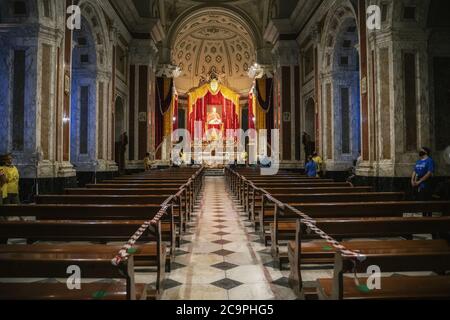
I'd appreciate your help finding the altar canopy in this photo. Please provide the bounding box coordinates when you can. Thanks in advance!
[188,81,240,140]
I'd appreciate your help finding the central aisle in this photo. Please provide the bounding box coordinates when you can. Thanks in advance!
[161,176,298,300]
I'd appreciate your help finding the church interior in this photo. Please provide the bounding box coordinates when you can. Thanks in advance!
[0,0,450,301]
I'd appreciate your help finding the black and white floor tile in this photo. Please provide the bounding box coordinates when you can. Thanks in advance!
[160,176,302,300]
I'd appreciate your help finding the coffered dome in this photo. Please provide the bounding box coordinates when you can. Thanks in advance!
[171,9,256,94]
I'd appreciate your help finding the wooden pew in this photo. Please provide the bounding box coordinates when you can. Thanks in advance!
[0,219,167,298]
[36,195,171,205]
[269,201,450,266]
[35,194,189,235]
[0,204,177,265]
[238,177,338,210]
[0,168,204,300]
[106,167,204,208]
[95,180,196,207]
[240,181,350,207]
[65,189,190,226]
[0,252,146,300]
[262,192,405,229]
[317,251,450,300]
[69,188,181,195]
[249,187,374,223]
[83,186,194,216]
[241,180,337,207]
[226,168,331,201]
[287,216,450,298]
[261,194,406,240]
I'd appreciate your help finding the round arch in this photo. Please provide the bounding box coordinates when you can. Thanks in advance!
[320,1,358,72]
[167,5,263,50]
[76,0,111,71]
[69,1,111,171]
[169,6,260,94]
[319,1,361,167]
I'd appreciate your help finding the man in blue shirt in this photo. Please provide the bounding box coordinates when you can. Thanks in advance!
[411,147,435,216]
[305,156,318,178]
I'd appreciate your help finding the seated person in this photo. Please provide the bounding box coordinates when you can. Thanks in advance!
[305,156,318,178]
[312,152,323,177]
[143,153,152,171]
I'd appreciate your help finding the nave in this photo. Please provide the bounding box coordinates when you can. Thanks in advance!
[1,167,449,300]
[160,176,298,300]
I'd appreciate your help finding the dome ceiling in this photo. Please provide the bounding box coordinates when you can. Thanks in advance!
[171,11,256,94]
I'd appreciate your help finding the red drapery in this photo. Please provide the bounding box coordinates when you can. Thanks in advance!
[189,90,240,140]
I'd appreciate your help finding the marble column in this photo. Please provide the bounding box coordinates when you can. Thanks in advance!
[272,40,301,168]
[127,40,159,169]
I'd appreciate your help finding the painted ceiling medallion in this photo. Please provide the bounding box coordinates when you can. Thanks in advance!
[171,10,256,93]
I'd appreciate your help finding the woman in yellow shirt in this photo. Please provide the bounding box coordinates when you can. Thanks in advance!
[0,154,20,204]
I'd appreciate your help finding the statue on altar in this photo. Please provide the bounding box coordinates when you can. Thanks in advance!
[207,107,222,126]
[207,107,223,141]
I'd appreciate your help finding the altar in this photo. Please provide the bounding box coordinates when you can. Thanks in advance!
[188,79,240,142]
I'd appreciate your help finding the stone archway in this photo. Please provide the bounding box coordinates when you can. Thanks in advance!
[70,15,97,169]
[169,7,258,95]
[69,2,109,171]
[321,3,361,170]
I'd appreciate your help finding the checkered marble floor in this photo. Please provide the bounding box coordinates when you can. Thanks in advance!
[160,176,300,300]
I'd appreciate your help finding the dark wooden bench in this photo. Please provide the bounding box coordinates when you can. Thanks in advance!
[249,187,374,225]
[36,195,171,205]
[0,252,147,300]
[287,216,450,298]
[227,169,335,203]
[317,251,450,300]
[0,219,167,297]
[239,180,337,209]
[239,181,349,209]
[0,204,177,259]
[64,190,190,225]
[83,186,195,215]
[261,191,405,228]
[35,194,189,234]
[268,201,450,266]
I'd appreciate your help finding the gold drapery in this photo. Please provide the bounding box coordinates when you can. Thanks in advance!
[255,79,266,131]
[163,101,173,139]
[162,78,174,139]
[188,80,241,116]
